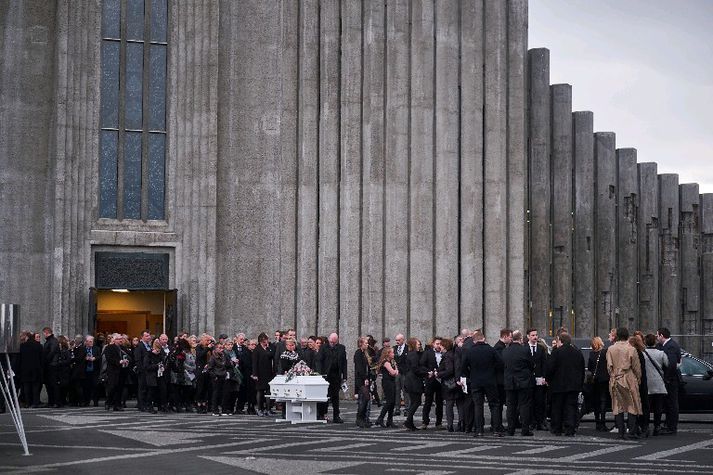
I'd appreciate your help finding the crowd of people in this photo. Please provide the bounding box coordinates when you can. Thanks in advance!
[3,324,683,440]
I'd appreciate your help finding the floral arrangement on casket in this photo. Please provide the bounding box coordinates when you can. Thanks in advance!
[284,360,319,383]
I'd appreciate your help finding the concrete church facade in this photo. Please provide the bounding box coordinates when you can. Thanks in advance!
[1,1,711,359]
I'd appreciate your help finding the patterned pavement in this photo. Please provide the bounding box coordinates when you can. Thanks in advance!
[1,403,712,474]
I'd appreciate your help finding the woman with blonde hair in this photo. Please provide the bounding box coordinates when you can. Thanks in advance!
[588,336,610,431]
[375,346,398,427]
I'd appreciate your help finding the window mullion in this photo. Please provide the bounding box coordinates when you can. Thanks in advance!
[117,0,128,220]
[141,0,152,220]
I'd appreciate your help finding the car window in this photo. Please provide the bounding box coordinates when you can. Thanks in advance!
[680,356,710,376]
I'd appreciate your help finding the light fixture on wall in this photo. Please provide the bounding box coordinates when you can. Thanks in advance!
[111,289,130,293]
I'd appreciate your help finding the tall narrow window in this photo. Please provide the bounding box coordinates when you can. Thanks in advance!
[99,0,167,220]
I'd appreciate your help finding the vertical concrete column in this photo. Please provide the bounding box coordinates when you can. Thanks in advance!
[679,183,700,353]
[317,1,340,335]
[216,0,283,337]
[658,174,680,335]
[483,0,508,342]
[700,193,713,355]
[2,1,57,332]
[573,111,595,336]
[361,0,386,339]
[339,0,363,353]
[459,0,485,332]
[434,0,460,339]
[637,162,659,333]
[295,0,319,338]
[276,0,299,332]
[409,0,435,340]
[594,132,617,337]
[527,48,551,335]
[384,0,410,342]
[550,84,573,334]
[507,0,528,333]
[616,148,639,329]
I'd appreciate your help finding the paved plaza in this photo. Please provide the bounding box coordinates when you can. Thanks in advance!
[1,403,712,474]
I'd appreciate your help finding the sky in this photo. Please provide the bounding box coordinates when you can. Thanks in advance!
[529,0,713,193]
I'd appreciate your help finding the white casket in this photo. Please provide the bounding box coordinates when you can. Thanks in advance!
[269,374,329,424]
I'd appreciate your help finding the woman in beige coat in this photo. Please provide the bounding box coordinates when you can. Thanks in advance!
[606,327,642,439]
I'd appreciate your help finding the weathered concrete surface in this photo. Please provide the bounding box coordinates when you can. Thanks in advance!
[594,132,617,337]
[0,0,57,332]
[507,0,528,335]
[434,0,460,340]
[527,48,551,335]
[384,0,410,343]
[483,0,509,342]
[659,174,680,335]
[679,184,700,353]
[551,84,573,334]
[616,148,639,329]
[638,162,660,333]
[701,194,713,359]
[459,0,485,333]
[409,0,435,341]
[361,0,386,341]
[573,111,595,337]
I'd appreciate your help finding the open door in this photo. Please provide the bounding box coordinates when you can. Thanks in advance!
[164,289,177,341]
[88,287,97,335]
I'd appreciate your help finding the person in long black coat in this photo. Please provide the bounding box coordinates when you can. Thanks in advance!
[104,335,128,411]
[42,328,59,407]
[252,333,275,416]
[420,339,444,429]
[72,336,100,406]
[546,333,585,436]
[656,327,681,435]
[460,330,503,436]
[502,331,535,436]
[526,328,549,430]
[315,333,348,423]
[353,337,373,428]
[402,338,427,431]
[18,332,43,407]
[437,339,459,432]
[492,330,512,432]
[587,337,610,431]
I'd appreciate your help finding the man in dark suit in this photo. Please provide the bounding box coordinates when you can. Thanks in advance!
[493,329,512,433]
[393,334,408,415]
[546,333,585,436]
[526,328,549,430]
[133,330,152,411]
[460,330,503,437]
[420,337,444,429]
[315,332,348,423]
[72,335,100,406]
[42,327,59,407]
[104,334,129,411]
[19,332,44,408]
[656,327,681,435]
[502,330,534,436]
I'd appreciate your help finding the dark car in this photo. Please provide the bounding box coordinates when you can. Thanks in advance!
[575,339,713,414]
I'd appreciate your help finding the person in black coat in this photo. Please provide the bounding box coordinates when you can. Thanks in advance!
[460,330,503,437]
[453,336,474,433]
[546,333,585,436]
[402,338,427,431]
[656,327,681,435]
[72,335,100,406]
[354,337,374,428]
[252,333,275,417]
[493,329,512,433]
[55,336,74,407]
[420,338,444,429]
[42,327,59,407]
[104,334,129,411]
[587,337,610,431]
[315,333,348,423]
[18,332,43,407]
[437,339,459,432]
[143,339,164,413]
[133,330,152,411]
[393,334,409,416]
[502,331,535,436]
[526,328,549,430]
